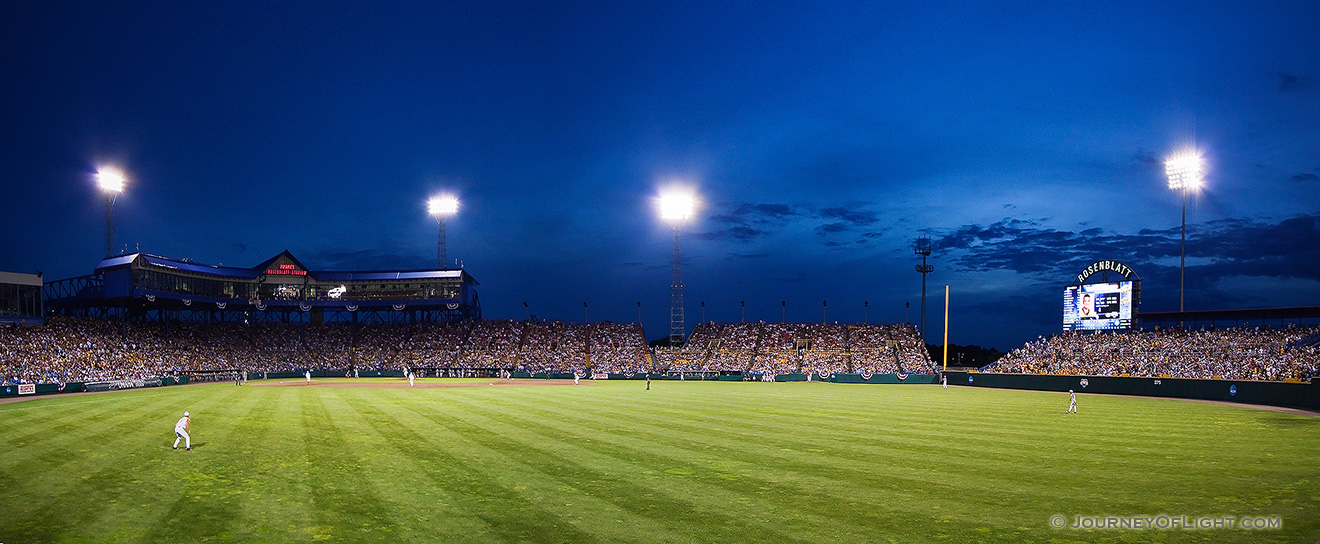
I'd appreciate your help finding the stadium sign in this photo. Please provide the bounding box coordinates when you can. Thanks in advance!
[85,377,163,392]
[1075,260,1135,284]
[18,383,35,395]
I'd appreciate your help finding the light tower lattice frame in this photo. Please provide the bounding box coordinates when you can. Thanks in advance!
[669,225,685,345]
[915,237,934,343]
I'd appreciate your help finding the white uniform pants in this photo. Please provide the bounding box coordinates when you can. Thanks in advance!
[173,428,190,448]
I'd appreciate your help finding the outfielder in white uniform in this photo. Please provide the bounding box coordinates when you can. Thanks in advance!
[1066,390,1077,414]
[305,370,311,384]
[408,370,415,387]
[941,375,947,389]
[173,412,191,451]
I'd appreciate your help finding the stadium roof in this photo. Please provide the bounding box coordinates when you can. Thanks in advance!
[93,251,477,284]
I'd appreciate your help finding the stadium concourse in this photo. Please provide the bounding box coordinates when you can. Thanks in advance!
[0,317,935,385]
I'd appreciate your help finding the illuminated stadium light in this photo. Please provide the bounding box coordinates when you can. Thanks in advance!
[428,195,459,218]
[427,194,459,268]
[1163,148,1206,316]
[656,188,700,345]
[657,191,696,225]
[97,167,127,194]
[1164,150,1203,191]
[96,166,128,257]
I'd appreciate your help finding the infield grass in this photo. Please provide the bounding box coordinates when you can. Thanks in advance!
[1,379,1318,543]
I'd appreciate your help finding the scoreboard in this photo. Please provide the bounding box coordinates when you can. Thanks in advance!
[1063,281,1133,331]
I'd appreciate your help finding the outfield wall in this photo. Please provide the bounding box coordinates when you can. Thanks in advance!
[944,372,1320,409]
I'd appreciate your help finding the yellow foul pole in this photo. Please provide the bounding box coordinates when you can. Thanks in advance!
[942,285,949,371]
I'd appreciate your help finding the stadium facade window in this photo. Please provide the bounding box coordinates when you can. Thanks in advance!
[0,283,41,317]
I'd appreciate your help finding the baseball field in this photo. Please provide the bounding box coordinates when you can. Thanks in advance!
[1,378,1317,543]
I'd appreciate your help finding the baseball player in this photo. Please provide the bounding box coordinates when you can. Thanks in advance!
[942,375,947,389]
[1066,390,1077,414]
[305,370,311,384]
[408,369,415,387]
[574,372,580,385]
[172,411,191,451]
[646,372,651,391]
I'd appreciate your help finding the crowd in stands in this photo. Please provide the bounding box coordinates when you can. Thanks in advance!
[6,315,1316,386]
[0,317,654,384]
[987,325,1320,382]
[651,322,933,376]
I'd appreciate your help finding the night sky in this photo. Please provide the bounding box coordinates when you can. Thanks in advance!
[2,2,1318,349]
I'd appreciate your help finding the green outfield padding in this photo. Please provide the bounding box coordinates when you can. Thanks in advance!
[947,371,1320,409]
[830,373,938,384]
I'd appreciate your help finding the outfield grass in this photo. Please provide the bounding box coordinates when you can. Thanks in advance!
[1,379,1317,543]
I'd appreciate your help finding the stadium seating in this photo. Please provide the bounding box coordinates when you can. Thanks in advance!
[986,325,1320,382]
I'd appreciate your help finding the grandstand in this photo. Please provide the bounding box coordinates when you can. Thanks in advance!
[42,250,480,324]
[1,315,942,385]
[983,325,1320,383]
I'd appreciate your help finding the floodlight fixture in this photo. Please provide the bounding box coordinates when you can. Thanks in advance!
[95,166,129,257]
[1164,150,1203,191]
[428,195,459,218]
[427,194,459,269]
[97,167,127,194]
[1164,148,1205,315]
[658,191,696,225]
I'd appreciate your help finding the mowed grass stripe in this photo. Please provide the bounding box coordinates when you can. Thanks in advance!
[439,393,913,543]
[495,387,1048,536]
[400,394,810,543]
[326,388,525,542]
[342,390,611,543]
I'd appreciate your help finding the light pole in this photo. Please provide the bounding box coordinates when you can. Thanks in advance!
[1164,150,1204,315]
[97,167,127,257]
[427,195,459,269]
[914,237,934,342]
[658,190,696,345]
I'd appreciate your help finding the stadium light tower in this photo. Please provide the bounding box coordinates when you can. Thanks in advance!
[658,189,696,346]
[97,167,127,257]
[914,237,934,342]
[427,195,459,269]
[1164,150,1204,314]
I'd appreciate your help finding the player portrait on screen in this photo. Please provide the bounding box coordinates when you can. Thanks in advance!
[1079,294,1095,319]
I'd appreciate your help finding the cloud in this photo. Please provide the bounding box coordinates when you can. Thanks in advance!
[931,214,1320,285]
[702,202,800,241]
[1289,172,1319,182]
[816,222,849,234]
[819,207,879,226]
[1277,70,1313,91]
[1132,148,1162,169]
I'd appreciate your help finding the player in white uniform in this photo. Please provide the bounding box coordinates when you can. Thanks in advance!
[941,375,947,389]
[574,372,580,385]
[173,412,191,451]
[305,370,311,384]
[1066,390,1077,414]
[408,369,415,387]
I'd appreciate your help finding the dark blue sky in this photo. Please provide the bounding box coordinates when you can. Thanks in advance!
[2,2,1318,349]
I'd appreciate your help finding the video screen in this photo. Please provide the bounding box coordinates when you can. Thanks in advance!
[1063,281,1133,331]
